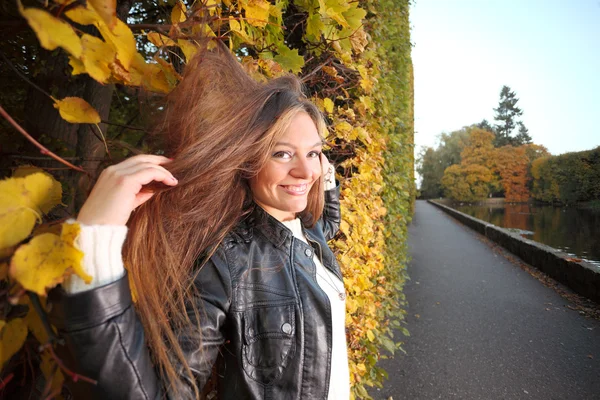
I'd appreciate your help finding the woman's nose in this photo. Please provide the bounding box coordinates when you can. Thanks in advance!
[290,158,316,180]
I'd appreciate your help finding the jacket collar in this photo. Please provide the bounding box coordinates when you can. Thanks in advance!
[243,204,293,250]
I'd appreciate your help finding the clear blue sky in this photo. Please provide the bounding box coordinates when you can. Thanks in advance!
[410,0,600,157]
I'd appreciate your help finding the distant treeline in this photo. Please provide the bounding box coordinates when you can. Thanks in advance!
[531,147,600,204]
[417,126,549,202]
[417,85,599,204]
[418,125,599,204]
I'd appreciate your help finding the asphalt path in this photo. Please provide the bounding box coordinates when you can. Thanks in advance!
[369,200,600,400]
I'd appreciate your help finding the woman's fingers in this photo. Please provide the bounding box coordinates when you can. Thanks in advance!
[77,155,178,226]
[114,154,172,169]
[122,164,178,188]
[133,191,156,209]
[117,163,178,187]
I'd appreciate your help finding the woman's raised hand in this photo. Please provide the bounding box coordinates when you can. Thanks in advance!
[77,155,178,226]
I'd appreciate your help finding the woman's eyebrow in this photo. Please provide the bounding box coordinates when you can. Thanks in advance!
[275,141,324,148]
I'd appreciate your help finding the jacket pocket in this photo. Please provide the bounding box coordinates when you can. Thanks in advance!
[241,303,296,385]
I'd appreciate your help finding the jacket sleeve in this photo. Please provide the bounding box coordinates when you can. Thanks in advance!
[48,246,232,400]
[321,184,341,241]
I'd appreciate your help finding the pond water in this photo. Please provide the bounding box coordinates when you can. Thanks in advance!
[451,203,600,267]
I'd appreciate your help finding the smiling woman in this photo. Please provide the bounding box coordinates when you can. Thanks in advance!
[49,41,350,400]
[250,112,326,221]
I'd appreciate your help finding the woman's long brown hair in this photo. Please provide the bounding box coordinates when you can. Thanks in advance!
[123,42,326,397]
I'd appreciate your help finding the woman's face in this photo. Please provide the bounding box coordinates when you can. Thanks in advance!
[250,111,323,222]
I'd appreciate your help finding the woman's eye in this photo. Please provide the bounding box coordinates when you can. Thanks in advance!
[308,151,321,158]
[272,151,292,160]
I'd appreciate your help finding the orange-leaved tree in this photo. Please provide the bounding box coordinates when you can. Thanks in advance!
[441,128,498,202]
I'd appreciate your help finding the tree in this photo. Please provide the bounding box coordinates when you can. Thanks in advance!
[417,147,443,198]
[493,85,530,147]
[476,119,495,133]
[515,122,532,144]
[493,145,531,202]
[416,127,470,198]
[440,128,498,202]
[441,163,494,202]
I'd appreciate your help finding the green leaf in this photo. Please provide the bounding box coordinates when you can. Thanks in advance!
[274,46,304,73]
[342,4,366,30]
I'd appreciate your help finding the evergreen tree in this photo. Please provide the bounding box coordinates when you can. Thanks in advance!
[515,122,532,144]
[476,119,495,133]
[493,85,525,147]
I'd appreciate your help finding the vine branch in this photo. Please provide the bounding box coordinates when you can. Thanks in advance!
[0,105,88,174]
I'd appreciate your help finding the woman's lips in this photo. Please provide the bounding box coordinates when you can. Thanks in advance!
[280,183,309,195]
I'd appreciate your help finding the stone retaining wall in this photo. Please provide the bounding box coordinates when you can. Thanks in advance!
[428,200,600,303]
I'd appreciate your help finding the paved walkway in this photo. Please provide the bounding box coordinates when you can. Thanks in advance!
[370,200,600,400]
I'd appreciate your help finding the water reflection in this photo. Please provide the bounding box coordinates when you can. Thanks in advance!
[452,203,600,267]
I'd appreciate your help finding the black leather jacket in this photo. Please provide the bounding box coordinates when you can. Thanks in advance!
[50,186,342,399]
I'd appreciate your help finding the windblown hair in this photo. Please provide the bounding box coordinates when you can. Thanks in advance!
[123,42,326,397]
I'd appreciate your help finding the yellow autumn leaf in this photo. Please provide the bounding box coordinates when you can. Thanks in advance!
[171,1,187,24]
[142,64,173,94]
[155,57,182,84]
[244,0,270,27]
[0,172,62,250]
[69,55,86,75]
[177,40,199,63]
[80,34,116,83]
[366,329,375,342]
[109,60,131,83]
[9,223,90,296]
[147,32,177,47]
[19,5,82,58]
[97,18,137,70]
[88,0,117,30]
[0,318,28,367]
[323,98,334,114]
[67,5,136,70]
[229,19,255,45]
[65,5,100,25]
[53,97,101,124]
